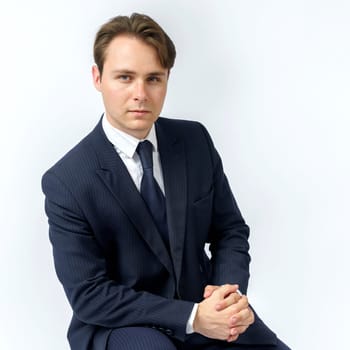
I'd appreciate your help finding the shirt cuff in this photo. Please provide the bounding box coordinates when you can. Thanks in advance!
[186,303,199,334]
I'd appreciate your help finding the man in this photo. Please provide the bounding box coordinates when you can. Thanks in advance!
[42,13,290,350]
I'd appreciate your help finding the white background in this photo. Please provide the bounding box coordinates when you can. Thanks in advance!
[0,1,349,349]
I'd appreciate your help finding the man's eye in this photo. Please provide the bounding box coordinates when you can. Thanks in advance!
[118,75,131,81]
[147,76,161,83]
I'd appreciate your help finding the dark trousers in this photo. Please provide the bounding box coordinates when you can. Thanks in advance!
[107,327,291,350]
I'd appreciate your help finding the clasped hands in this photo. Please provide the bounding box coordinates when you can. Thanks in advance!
[193,284,254,342]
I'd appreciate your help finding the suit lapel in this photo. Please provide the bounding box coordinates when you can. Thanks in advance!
[89,120,174,275]
[156,121,187,284]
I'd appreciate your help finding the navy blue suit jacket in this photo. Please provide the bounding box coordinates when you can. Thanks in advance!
[42,117,277,349]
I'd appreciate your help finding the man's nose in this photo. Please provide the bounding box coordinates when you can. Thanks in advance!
[133,81,148,102]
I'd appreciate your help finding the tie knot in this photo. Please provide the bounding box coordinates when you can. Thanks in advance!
[137,140,153,170]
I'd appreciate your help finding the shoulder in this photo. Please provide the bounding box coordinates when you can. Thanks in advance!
[157,116,203,129]
[42,121,104,184]
[156,116,211,139]
[157,116,216,151]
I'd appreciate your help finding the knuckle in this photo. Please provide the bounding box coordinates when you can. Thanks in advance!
[218,301,225,309]
[234,315,241,324]
[242,296,249,306]
[232,334,239,341]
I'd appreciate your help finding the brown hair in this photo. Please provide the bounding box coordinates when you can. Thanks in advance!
[93,13,176,75]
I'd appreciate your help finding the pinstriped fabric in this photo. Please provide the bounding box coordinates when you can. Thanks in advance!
[42,117,279,350]
[181,336,291,350]
[107,328,291,350]
[107,327,177,350]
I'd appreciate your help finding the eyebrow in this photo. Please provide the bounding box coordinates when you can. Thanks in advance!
[111,69,166,76]
[111,69,135,75]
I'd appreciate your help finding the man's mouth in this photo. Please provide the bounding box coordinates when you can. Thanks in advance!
[129,109,151,114]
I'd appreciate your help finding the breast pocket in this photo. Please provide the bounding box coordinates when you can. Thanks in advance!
[193,187,213,207]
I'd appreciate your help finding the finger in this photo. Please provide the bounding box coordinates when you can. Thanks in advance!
[227,334,239,342]
[228,295,249,315]
[203,285,219,298]
[230,306,254,327]
[215,291,241,311]
[213,284,239,299]
[226,328,239,342]
[230,325,249,336]
[230,308,249,326]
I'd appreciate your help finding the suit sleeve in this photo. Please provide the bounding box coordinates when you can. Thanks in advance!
[199,124,251,294]
[42,170,194,341]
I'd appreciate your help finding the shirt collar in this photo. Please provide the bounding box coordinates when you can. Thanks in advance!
[102,114,158,158]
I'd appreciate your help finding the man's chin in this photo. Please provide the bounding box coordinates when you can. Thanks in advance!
[127,123,154,139]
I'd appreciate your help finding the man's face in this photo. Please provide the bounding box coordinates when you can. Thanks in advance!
[92,35,169,139]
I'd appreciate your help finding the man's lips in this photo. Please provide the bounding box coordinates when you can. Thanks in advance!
[129,109,150,113]
[128,110,151,116]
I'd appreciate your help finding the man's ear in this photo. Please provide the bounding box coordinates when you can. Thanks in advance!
[92,64,102,91]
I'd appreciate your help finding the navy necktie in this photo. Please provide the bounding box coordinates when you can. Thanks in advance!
[137,140,169,249]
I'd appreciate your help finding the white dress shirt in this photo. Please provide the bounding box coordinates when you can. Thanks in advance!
[102,115,198,334]
[102,115,165,192]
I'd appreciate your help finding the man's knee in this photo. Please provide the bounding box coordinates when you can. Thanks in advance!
[107,326,178,350]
